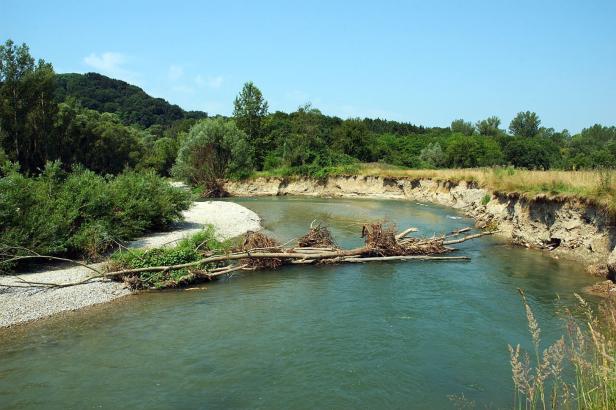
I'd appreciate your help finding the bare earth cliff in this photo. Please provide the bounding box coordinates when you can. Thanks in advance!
[225,176,616,271]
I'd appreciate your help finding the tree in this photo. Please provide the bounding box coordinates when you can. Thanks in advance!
[233,81,268,168]
[504,137,559,169]
[476,116,501,136]
[445,135,504,168]
[172,118,253,195]
[332,118,372,161]
[419,142,445,168]
[0,39,57,172]
[53,101,144,174]
[281,103,329,166]
[55,73,196,128]
[450,119,475,136]
[509,111,541,138]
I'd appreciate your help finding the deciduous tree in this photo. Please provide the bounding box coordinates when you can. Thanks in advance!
[233,82,268,168]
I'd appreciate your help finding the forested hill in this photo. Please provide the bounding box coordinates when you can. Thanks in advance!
[55,73,208,128]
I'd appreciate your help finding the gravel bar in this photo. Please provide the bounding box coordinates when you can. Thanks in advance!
[0,200,261,328]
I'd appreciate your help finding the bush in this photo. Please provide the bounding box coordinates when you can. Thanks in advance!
[109,226,232,288]
[0,162,191,262]
[172,118,253,190]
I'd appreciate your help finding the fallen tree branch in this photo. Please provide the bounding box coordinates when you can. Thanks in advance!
[340,255,470,263]
[395,227,418,240]
[443,231,499,245]
[1,223,496,290]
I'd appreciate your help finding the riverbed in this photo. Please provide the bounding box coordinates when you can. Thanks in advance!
[0,197,598,408]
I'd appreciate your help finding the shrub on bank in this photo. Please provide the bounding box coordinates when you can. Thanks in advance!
[0,161,191,262]
[109,226,233,288]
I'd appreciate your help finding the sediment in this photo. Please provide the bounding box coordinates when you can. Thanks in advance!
[225,175,616,267]
[0,200,262,328]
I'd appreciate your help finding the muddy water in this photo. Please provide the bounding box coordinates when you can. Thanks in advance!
[0,197,597,409]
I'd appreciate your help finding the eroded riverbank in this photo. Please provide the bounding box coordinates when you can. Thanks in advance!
[0,201,261,328]
[225,176,616,272]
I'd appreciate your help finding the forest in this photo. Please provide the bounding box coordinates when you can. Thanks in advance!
[1,38,615,259]
[2,39,615,184]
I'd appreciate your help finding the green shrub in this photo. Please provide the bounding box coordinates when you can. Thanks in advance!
[172,118,253,186]
[481,194,491,206]
[0,162,191,263]
[109,226,230,288]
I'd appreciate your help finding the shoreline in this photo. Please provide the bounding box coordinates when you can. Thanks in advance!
[0,200,261,328]
[225,175,616,271]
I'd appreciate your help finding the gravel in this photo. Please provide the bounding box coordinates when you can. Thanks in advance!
[0,200,261,328]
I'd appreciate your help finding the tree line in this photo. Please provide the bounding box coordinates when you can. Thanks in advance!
[1,39,615,185]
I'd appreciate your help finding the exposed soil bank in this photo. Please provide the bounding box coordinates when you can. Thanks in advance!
[0,201,261,328]
[225,176,616,268]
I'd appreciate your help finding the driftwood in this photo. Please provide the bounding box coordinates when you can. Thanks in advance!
[0,223,498,290]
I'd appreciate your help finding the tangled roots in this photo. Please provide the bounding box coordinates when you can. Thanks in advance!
[400,237,449,255]
[238,231,283,269]
[298,223,337,248]
[362,223,404,256]
[362,223,449,256]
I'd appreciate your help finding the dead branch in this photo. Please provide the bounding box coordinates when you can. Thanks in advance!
[442,231,498,245]
[2,223,495,290]
[340,255,470,263]
[395,227,418,240]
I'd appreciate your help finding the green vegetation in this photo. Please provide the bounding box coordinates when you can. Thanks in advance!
[2,37,616,262]
[3,38,614,183]
[0,162,191,261]
[172,118,253,194]
[109,227,232,288]
[0,40,201,176]
[55,72,207,127]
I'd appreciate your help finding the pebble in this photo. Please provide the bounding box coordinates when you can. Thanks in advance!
[0,200,261,328]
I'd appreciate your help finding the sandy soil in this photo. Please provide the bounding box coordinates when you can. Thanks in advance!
[0,200,261,328]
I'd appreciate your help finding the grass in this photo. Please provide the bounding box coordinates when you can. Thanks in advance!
[510,291,616,409]
[252,163,616,216]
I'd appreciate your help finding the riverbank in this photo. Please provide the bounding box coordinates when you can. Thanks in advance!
[225,175,616,274]
[0,201,261,328]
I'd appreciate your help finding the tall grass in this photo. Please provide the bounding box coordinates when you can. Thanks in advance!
[510,290,616,409]
[253,163,616,215]
[356,164,616,215]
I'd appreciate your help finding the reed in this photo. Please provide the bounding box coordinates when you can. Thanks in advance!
[510,291,616,409]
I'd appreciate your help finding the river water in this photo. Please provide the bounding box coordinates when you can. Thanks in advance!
[0,197,598,409]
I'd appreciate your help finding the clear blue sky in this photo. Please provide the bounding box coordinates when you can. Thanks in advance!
[2,0,615,133]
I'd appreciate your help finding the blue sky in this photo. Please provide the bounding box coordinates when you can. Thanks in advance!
[2,0,615,133]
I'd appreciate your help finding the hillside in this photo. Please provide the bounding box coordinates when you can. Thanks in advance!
[55,72,207,128]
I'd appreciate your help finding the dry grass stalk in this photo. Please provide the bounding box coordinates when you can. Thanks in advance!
[510,291,616,409]
[357,165,616,215]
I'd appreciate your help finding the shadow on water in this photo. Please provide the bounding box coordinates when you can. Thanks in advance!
[0,196,599,409]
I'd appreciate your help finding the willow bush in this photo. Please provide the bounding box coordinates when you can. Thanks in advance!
[0,161,191,262]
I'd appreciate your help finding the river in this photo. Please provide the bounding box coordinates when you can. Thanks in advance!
[0,197,598,409]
